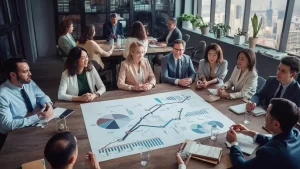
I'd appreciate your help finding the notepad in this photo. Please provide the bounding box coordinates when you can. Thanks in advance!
[21,159,46,169]
[181,140,222,165]
[207,88,218,96]
[229,103,266,116]
[225,133,259,155]
[149,44,162,48]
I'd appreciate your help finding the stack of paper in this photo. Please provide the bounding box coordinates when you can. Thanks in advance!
[229,103,266,116]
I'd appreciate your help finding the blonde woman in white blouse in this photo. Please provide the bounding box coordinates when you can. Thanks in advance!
[218,49,258,99]
[123,21,148,58]
[118,41,156,91]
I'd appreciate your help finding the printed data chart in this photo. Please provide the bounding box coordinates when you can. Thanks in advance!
[81,89,234,162]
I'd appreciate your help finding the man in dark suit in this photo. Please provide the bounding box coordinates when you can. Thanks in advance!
[103,13,123,40]
[226,98,300,169]
[151,17,182,66]
[161,39,196,86]
[247,56,300,110]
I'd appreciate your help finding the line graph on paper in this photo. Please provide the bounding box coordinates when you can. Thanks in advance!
[81,89,234,162]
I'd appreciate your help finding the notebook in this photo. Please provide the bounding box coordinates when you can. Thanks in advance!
[207,88,218,96]
[149,44,162,48]
[181,140,222,165]
[21,159,46,169]
[225,133,272,155]
[225,133,259,155]
[229,103,266,116]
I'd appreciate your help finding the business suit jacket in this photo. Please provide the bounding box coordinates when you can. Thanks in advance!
[58,66,106,101]
[103,22,123,40]
[197,59,228,83]
[224,66,258,99]
[250,76,300,107]
[157,27,182,47]
[117,58,156,90]
[161,53,196,84]
[230,128,300,169]
[58,33,76,55]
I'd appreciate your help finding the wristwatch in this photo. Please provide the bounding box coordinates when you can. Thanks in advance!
[96,93,100,98]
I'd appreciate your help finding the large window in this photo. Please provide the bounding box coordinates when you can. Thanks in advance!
[228,0,245,36]
[215,0,225,24]
[202,0,211,23]
[248,0,287,49]
[286,0,300,55]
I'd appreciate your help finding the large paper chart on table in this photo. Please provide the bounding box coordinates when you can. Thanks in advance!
[81,89,234,162]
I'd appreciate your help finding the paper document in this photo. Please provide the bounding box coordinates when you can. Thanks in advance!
[149,44,162,48]
[225,133,259,155]
[184,141,222,159]
[229,103,266,116]
[207,89,218,96]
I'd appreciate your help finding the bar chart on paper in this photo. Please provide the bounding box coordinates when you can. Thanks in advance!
[99,137,164,158]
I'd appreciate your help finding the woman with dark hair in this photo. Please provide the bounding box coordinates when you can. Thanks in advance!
[123,21,148,58]
[197,43,228,89]
[118,42,155,91]
[77,25,114,72]
[58,19,76,55]
[58,47,106,102]
[218,49,258,99]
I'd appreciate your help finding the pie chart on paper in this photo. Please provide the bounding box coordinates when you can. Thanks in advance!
[97,114,130,129]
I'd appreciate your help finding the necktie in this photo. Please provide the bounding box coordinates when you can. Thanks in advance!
[274,85,283,98]
[176,59,180,79]
[21,88,33,112]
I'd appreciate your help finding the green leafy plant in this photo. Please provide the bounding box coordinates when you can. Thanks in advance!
[212,23,231,37]
[178,14,193,21]
[198,16,209,28]
[190,15,201,26]
[236,28,247,36]
[251,13,262,38]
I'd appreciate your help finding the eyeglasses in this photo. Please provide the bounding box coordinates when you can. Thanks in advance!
[173,48,184,52]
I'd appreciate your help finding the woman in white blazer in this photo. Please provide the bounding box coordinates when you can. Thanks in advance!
[58,47,106,102]
[123,21,148,58]
[218,49,258,99]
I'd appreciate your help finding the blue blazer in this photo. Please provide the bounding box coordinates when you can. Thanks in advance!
[161,53,196,84]
[230,128,300,169]
[103,22,123,40]
[157,27,182,47]
[250,76,300,107]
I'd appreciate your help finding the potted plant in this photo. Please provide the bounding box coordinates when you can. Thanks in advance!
[178,14,193,30]
[234,28,247,45]
[191,15,201,30]
[198,16,209,35]
[212,23,231,38]
[249,13,262,48]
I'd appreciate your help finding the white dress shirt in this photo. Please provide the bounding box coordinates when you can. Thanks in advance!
[166,27,176,44]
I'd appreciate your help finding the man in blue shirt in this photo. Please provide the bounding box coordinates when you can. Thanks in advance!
[227,98,300,169]
[0,58,53,134]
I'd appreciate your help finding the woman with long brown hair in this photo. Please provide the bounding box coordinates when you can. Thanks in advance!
[77,25,114,72]
[58,47,106,102]
[118,42,155,91]
[123,21,148,58]
[58,19,76,55]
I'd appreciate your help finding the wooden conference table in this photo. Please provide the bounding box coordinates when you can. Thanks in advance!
[95,39,173,90]
[0,83,267,169]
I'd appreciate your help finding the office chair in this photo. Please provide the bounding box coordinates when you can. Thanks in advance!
[185,41,206,63]
[183,34,190,43]
[257,76,266,92]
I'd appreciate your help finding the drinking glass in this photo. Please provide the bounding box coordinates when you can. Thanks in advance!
[244,111,253,124]
[39,116,48,128]
[211,125,219,140]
